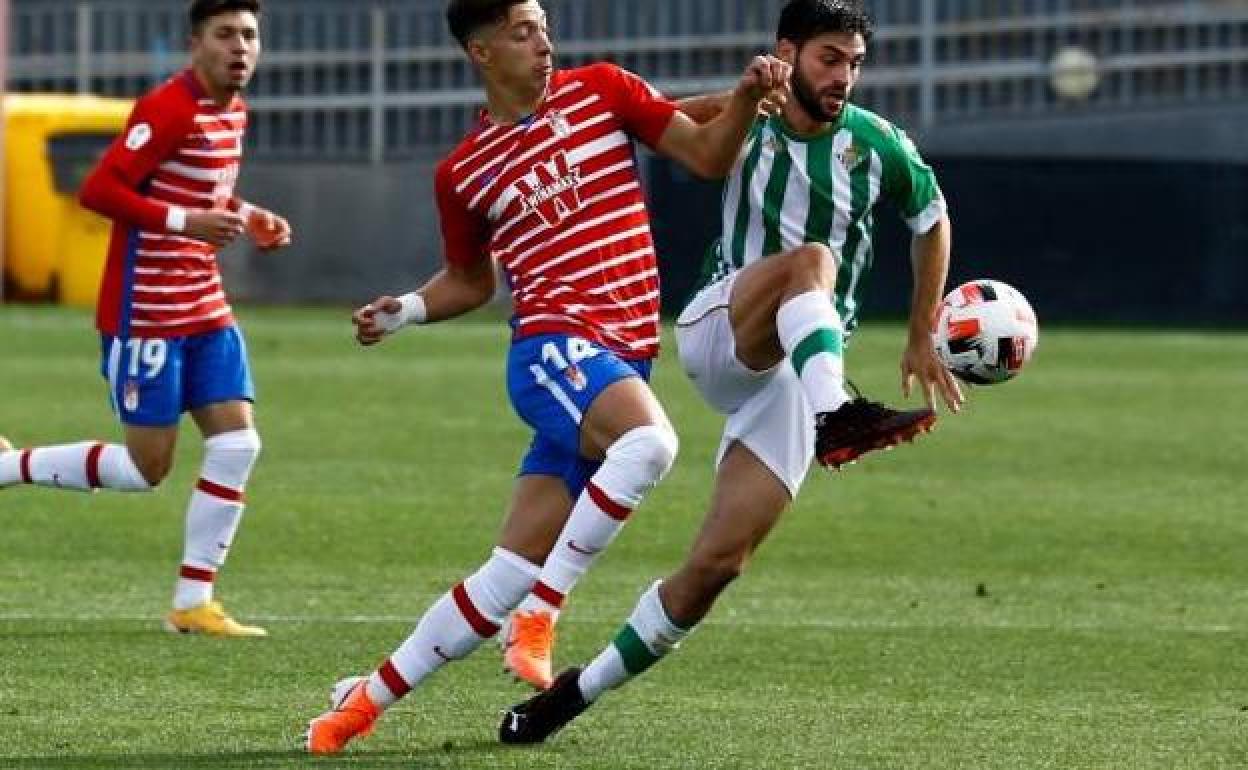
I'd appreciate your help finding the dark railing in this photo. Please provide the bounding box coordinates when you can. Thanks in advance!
[8,0,1247,160]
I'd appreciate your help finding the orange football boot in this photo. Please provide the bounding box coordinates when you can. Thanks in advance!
[503,610,556,690]
[305,676,381,755]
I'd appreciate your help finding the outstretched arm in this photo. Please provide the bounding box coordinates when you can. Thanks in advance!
[900,213,964,413]
[677,89,782,125]
[676,91,731,124]
[352,257,496,346]
[657,55,790,179]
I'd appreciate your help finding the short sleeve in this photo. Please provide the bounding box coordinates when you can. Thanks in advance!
[435,160,491,268]
[594,63,678,150]
[880,123,946,234]
[101,92,193,188]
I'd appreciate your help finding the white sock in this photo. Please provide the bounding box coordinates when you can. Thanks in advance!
[776,291,850,414]
[173,430,261,610]
[0,442,149,491]
[520,425,678,621]
[578,580,691,702]
[366,548,539,709]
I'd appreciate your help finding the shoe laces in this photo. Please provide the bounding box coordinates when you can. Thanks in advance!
[840,380,894,418]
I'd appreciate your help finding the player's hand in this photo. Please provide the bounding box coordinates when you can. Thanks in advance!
[246,207,292,251]
[352,296,403,346]
[758,90,787,116]
[901,333,964,414]
[736,55,791,110]
[185,209,246,247]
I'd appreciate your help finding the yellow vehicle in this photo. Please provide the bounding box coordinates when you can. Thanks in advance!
[3,93,133,307]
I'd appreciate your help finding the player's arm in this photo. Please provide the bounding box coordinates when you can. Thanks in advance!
[677,89,782,125]
[79,99,244,247]
[80,165,244,247]
[352,258,496,346]
[352,159,496,345]
[656,55,790,179]
[876,124,963,413]
[902,213,963,413]
[676,91,730,124]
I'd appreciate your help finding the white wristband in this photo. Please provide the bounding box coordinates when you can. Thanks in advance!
[165,205,188,233]
[373,292,427,333]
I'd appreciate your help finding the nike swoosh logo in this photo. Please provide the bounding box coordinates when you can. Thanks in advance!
[433,645,454,662]
[567,540,600,556]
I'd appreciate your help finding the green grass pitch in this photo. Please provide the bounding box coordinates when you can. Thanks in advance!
[1,305,1245,769]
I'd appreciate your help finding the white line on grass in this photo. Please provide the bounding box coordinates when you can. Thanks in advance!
[0,612,1236,635]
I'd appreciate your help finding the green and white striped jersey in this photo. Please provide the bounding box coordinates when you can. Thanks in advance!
[695,103,946,331]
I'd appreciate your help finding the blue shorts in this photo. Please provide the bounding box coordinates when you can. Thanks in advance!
[506,333,652,498]
[99,325,255,427]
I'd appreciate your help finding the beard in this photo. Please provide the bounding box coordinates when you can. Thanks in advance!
[791,64,845,124]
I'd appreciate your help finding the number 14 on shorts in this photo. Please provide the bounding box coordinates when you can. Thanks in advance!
[533,337,600,393]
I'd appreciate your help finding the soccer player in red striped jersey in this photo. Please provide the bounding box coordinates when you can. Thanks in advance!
[304,0,789,754]
[0,0,290,638]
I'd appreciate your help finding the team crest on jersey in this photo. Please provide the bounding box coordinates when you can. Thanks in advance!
[514,150,583,227]
[763,133,785,155]
[548,110,572,139]
[838,143,863,170]
[563,364,588,392]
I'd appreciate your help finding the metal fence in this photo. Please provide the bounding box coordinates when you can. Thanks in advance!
[8,0,1248,161]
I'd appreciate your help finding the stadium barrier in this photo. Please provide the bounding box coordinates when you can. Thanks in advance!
[8,0,1248,160]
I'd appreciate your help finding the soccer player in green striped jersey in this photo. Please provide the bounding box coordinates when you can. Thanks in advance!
[500,0,965,743]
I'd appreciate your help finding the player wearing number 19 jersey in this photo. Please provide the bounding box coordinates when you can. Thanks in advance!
[305,0,790,753]
[0,0,292,638]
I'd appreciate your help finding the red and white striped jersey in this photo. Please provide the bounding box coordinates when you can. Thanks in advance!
[89,70,245,338]
[436,63,677,359]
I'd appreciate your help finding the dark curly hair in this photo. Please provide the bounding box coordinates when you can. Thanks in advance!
[777,0,873,46]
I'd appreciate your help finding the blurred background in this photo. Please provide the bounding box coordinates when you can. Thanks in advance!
[2,0,1246,323]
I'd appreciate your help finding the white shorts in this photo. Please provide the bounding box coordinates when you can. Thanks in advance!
[675,273,815,498]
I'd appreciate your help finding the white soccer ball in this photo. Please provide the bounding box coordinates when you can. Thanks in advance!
[933,280,1039,385]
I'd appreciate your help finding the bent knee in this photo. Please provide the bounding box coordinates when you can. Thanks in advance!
[203,429,262,487]
[205,428,262,458]
[596,424,679,507]
[615,424,678,482]
[788,242,839,282]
